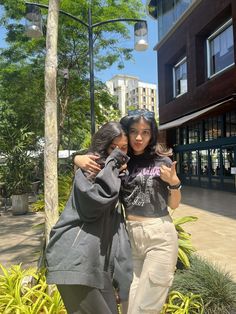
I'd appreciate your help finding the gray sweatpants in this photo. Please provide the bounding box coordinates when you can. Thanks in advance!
[57,282,118,314]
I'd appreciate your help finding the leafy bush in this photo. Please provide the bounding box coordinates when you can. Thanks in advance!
[161,290,204,314]
[0,263,65,313]
[32,174,73,214]
[170,255,236,314]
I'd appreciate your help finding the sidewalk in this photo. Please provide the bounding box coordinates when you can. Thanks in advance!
[0,186,236,281]
[172,186,236,281]
[0,209,45,269]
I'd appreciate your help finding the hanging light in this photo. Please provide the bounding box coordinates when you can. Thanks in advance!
[25,4,43,38]
[134,21,148,51]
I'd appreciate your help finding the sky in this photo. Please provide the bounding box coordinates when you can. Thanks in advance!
[0,2,158,85]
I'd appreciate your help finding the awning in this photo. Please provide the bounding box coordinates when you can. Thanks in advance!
[158,98,234,131]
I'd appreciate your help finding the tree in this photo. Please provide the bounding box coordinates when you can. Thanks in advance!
[43,0,60,244]
[0,0,144,150]
[0,1,144,236]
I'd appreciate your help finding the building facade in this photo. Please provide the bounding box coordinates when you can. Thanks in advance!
[148,0,236,191]
[106,74,157,117]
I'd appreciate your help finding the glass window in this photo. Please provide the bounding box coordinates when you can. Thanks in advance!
[204,116,221,141]
[173,57,187,97]
[182,151,189,175]
[210,148,221,176]
[226,110,236,137]
[199,150,209,175]
[181,126,188,144]
[176,128,180,145]
[157,0,193,40]
[188,122,200,144]
[189,151,198,175]
[222,146,235,175]
[207,19,234,77]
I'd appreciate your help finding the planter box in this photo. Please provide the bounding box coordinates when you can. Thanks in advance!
[12,194,29,215]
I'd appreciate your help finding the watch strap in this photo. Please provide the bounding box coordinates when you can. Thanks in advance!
[167,182,182,190]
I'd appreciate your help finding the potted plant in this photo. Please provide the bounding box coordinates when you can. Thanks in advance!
[1,127,37,215]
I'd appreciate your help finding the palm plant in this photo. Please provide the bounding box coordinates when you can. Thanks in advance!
[173,216,198,268]
[161,290,204,314]
[0,263,66,313]
[0,263,128,314]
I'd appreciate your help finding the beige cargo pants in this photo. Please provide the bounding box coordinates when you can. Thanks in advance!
[126,215,178,314]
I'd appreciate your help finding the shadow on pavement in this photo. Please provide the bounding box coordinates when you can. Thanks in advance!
[181,186,236,220]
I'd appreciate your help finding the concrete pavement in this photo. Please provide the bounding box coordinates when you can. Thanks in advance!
[172,186,236,281]
[0,209,44,269]
[0,186,236,281]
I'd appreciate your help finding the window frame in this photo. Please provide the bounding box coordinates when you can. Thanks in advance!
[173,56,188,98]
[207,18,234,78]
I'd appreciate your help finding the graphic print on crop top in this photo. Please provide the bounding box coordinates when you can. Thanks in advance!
[120,156,172,217]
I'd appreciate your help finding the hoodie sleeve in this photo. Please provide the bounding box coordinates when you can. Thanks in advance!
[72,148,129,222]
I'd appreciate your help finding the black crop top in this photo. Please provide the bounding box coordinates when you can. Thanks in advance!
[120,153,172,218]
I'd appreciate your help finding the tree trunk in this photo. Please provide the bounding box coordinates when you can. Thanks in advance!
[44,0,60,245]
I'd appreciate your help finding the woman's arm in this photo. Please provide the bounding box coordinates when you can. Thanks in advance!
[159,161,181,209]
[73,154,101,173]
[73,148,129,221]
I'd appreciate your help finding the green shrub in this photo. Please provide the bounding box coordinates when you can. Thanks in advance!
[32,174,73,214]
[171,255,236,314]
[0,263,66,313]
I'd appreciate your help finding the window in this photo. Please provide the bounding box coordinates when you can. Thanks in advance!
[157,0,194,40]
[173,57,187,97]
[188,122,200,144]
[204,116,222,141]
[226,110,236,137]
[207,19,234,78]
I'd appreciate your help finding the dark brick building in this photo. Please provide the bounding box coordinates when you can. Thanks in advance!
[148,0,236,191]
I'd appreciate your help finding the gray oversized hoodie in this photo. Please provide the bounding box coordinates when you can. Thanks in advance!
[45,148,132,301]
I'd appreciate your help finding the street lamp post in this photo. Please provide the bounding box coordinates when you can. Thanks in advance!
[25,2,148,135]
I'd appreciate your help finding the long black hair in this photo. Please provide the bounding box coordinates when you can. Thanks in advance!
[89,121,127,163]
[120,113,158,157]
[120,111,172,158]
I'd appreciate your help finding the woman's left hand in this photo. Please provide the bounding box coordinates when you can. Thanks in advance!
[160,161,180,186]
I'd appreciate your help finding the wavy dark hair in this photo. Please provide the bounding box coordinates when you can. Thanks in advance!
[120,114,158,157]
[88,122,127,163]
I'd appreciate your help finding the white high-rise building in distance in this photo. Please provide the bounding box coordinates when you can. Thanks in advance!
[106,74,158,117]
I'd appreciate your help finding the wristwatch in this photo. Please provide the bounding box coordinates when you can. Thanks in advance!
[167,182,182,190]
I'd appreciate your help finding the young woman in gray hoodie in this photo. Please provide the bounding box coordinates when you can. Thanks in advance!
[45,122,132,314]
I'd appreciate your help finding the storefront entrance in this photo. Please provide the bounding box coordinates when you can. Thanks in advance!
[177,144,236,191]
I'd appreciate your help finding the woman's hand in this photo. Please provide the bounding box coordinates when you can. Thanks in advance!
[74,155,101,174]
[160,161,180,186]
[160,161,181,210]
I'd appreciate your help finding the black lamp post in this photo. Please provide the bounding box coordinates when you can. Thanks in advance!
[25,2,148,135]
